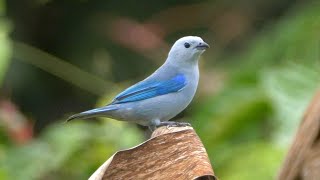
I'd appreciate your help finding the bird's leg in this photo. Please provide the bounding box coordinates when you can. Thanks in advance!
[157,121,191,128]
[148,125,157,132]
[148,119,161,132]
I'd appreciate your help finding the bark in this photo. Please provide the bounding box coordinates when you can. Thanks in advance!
[89,126,216,180]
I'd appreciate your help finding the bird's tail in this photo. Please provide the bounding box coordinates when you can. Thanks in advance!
[66,106,118,122]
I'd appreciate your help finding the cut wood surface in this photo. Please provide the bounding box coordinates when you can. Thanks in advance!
[278,90,320,180]
[89,126,216,180]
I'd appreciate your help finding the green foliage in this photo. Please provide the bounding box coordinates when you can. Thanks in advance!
[2,121,143,180]
[261,63,320,144]
[219,142,284,180]
[191,3,320,179]
[0,19,11,86]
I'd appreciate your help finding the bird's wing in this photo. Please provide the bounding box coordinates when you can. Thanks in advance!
[111,74,187,104]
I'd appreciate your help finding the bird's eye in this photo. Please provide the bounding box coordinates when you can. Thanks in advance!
[184,42,190,48]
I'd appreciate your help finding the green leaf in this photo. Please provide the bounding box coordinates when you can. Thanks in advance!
[0,19,12,86]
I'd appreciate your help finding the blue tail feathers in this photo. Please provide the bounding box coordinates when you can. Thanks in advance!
[66,106,118,122]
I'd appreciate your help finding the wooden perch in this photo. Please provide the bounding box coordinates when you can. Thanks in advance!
[278,90,320,180]
[89,126,216,180]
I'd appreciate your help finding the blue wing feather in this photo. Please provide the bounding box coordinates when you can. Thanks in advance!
[111,74,187,104]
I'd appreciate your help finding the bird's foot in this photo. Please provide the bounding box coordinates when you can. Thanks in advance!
[148,121,191,132]
[157,121,191,129]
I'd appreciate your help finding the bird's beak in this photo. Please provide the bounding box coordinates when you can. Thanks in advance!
[195,41,210,50]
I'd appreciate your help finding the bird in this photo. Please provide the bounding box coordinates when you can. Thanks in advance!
[67,36,209,131]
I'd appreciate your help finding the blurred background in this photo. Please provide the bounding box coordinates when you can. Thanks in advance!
[0,0,319,179]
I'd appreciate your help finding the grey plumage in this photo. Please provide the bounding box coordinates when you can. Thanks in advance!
[67,36,209,130]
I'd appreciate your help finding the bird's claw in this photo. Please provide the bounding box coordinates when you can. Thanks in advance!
[157,121,191,128]
[148,121,191,132]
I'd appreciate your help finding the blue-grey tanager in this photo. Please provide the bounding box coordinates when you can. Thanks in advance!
[67,36,209,130]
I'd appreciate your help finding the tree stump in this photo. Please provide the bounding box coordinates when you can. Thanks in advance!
[89,126,216,180]
[278,90,320,180]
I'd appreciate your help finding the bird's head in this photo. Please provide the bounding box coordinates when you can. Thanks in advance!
[167,36,209,64]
